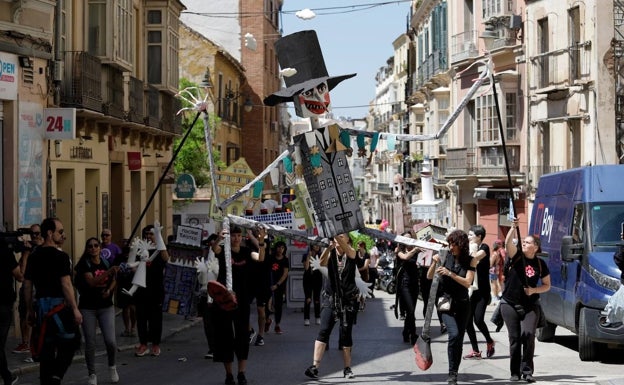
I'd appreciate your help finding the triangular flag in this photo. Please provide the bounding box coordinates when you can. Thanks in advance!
[387,134,396,151]
[252,181,264,199]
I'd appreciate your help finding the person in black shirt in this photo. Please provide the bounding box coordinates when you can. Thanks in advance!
[396,231,421,345]
[427,229,475,385]
[502,220,550,383]
[302,244,323,326]
[1,238,23,385]
[24,217,82,385]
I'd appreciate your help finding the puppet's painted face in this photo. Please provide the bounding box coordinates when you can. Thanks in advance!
[294,81,331,118]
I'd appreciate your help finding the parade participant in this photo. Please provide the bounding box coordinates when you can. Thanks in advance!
[265,241,289,335]
[133,223,170,357]
[368,241,379,297]
[304,234,364,380]
[211,226,266,385]
[244,229,270,346]
[302,244,323,326]
[1,236,23,385]
[502,220,551,383]
[427,230,474,385]
[114,240,136,338]
[355,241,370,310]
[396,231,421,345]
[24,217,82,385]
[74,238,119,385]
[464,225,495,359]
[490,239,504,303]
[100,229,122,267]
[196,234,219,358]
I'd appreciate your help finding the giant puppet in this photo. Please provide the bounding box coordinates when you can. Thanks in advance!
[264,30,365,238]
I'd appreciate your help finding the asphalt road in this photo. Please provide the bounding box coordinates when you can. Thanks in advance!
[11,290,624,385]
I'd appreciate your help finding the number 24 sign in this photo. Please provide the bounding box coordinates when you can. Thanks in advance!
[43,108,76,140]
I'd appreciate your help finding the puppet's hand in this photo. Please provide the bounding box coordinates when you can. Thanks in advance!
[206,256,219,275]
[355,276,372,298]
[127,238,140,264]
[311,256,328,278]
[195,257,208,274]
[153,221,167,251]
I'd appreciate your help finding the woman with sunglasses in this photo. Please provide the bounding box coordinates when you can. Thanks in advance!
[74,237,120,385]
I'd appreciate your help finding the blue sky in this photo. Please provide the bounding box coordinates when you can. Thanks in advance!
[280,1,411,120]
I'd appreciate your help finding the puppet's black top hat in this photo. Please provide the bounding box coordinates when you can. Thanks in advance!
[263,30,356,106]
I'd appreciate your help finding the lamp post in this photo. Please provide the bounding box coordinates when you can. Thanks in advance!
[481,25,518,226]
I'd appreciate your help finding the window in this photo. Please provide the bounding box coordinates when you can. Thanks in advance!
[505,92,517,141]
[88,0,133,68]
[146,7,180,89]
[569,7,581,80]
[475,93,499,143]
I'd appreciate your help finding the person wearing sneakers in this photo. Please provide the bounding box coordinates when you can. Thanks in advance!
[304,234,360,381]
[501,220,550,383]
[427,230,475,385]
[463,225,496,360]
[302,244,323,326]
[212,225,267,385]
[74,237,120,385]
[265,241,289,335]
[134,223,170,358]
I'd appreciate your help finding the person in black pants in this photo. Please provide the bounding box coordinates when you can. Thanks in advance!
[1,239,23,385]
[427,229,475,385]
[464,224,495,359]
[302,244,323,326]
[501,219,551,383]
[396,231,421,345]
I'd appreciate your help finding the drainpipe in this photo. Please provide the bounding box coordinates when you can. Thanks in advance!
[53,0,63,106]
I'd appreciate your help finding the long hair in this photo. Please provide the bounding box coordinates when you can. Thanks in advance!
[446,229,470,257]
[78,237,101,266]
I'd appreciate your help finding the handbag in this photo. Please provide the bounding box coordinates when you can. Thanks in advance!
[437,295,452,312]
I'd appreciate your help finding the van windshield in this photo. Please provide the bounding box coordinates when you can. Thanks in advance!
[590,203,624,247]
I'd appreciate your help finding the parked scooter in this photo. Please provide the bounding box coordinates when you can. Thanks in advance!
[376,251,396,294]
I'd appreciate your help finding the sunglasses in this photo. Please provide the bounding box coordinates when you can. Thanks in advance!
[87,243,100,249]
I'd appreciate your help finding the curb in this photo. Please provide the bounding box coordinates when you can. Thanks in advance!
[11,318,202,377]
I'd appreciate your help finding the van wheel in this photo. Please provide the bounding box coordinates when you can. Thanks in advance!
[536,321,556,342]
[578,307,598,361]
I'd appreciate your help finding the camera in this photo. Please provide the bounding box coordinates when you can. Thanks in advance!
[0,228,34,253]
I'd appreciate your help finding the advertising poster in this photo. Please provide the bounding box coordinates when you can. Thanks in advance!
[18,101,44,226]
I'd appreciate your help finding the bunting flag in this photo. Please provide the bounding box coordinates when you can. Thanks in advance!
[361,227,445,252]
[386,134,396,151]
[218,150,290,211]
[252,181,264,199]
[508,197,516,221]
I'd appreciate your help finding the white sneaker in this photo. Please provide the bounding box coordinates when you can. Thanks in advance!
[304,319,310,326]
[110,366,119,383]
[315,318,321,325]
[88,373,97,385]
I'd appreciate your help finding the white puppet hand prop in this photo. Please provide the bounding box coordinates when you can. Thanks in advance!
[127,238,140,264]
[195,257,209,292]
[311,256,328,278]
[152,220,167,251]
[355,268,372,298]
[206,256,219,277]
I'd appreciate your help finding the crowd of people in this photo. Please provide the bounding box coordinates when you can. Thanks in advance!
[1,217,560,385]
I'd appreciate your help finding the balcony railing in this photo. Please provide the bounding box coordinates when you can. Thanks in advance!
[414,50,448,90]
[144,85,160,128]
[160,93,182,134]
[128,76,144,124]
[450,30,479,63]
[530,41,592,90]
[444,146,521,177]
[60,51,102,112]
[102,65,124,120]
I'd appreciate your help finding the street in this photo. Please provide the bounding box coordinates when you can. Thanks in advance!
[11,291,624,385]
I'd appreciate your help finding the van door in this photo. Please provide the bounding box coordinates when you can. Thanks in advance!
[562,204,585,327]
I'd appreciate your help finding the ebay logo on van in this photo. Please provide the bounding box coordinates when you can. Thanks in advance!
[535,203,554,243]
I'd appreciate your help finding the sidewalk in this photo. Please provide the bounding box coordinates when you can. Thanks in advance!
[6,310,201,378]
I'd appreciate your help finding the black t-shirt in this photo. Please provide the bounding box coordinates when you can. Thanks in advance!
[267,254,289,286]
[24,246,72,299]
[0,243,19,305]
[216,246,256,302]
[324,250,358,301]
[135,249,167,299]
[503,251,550,306]
[475,243,491,293]
[75,257,114,309]
[302,249,323,279]
[440,252,474,301]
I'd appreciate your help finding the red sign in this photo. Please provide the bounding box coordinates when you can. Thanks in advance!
[127,151,142,171]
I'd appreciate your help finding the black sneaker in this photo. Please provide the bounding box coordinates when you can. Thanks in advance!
[204,351,213,359]
[343,367,355,379]
[237,372,247,385]
[248,328,256,344]
[523,374,536,383]
[224,373,235,385]
[254,335,264,346]
[447,372,458,385]
[305,365,319,379]
[510,374,521,381]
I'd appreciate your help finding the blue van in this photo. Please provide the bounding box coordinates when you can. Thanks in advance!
[529,165,624,361]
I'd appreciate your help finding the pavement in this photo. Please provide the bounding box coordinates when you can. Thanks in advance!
[6,308,201,378]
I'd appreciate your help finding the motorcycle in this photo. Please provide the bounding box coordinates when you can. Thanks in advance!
[376,252,396,294]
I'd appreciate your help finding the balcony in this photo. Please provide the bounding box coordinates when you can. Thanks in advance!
[414,50,448,90]
[530,41,592,91]
[444,146,521,177]
[450,30,480,63]
[144,85,160,128]
[161,93,182,134]
[102,65,125,120]
[60,51,103,112]
[128,76,144,124]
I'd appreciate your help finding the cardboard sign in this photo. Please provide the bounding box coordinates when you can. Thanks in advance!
[175,225,203,247]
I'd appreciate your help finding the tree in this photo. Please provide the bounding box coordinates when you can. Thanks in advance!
[174,78,226,188]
